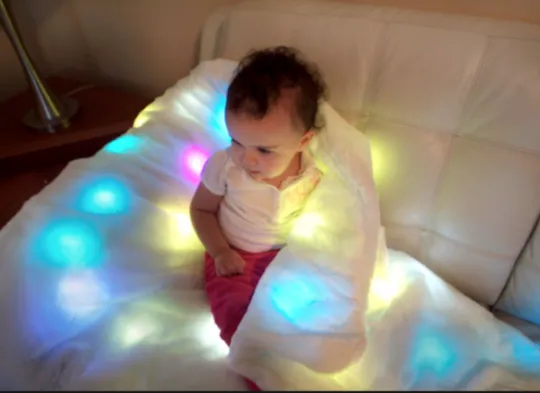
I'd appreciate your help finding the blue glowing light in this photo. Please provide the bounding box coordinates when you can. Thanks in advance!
[104,134,143,154]
[207,94,232,147]
[272,278,317,319]
[79,178,131,215]
[56,270,109,320]
[409,328,458,379]
[38,220,103,268]
[270,270,352,329]
[507,331,540,372]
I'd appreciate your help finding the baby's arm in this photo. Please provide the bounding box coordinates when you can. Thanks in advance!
[190,183,246,276]
[190,183,230,259]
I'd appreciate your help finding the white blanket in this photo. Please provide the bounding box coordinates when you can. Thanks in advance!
[0,59,539,391]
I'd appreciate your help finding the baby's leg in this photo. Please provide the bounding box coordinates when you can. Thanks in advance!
[204,253,254,345]
[203,249,277,344]
[204,249,278,391]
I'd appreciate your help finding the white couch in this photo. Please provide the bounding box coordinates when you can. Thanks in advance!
[198,0,540,340]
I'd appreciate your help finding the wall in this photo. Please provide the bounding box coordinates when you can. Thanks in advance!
[0,0,94,103]
[1,0,539,104]
[340,0,540,25]
[69,0,243,97]
[0,0,242,103]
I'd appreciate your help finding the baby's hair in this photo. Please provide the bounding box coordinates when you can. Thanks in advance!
[226,46,328,132]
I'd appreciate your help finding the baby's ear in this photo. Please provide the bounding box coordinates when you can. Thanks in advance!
[299,130,315,150]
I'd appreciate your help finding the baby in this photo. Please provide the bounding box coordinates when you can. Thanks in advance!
[190,46,328,390]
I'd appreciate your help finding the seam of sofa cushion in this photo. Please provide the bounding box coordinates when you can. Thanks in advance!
[491,209,540,312]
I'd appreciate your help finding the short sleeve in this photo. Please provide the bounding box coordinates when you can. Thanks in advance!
[201,150,228,196]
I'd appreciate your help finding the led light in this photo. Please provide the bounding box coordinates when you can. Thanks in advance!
[57,270,109,320]
[291,212,324,239]
[39,219,103,268]
[104,134,143,154]
[79,178,131,215]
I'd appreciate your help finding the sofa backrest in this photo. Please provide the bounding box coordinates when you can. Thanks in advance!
[199,0,540,307]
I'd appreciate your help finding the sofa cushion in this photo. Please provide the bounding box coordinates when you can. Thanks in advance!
[495,220,540,327]
[494,310,540,344]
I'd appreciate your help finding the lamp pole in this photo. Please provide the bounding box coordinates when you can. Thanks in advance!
[0,0,78,133]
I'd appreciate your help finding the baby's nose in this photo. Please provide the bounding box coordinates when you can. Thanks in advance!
[242,151,258,168]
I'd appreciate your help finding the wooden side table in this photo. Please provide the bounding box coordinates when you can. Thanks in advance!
[0,76,152,229]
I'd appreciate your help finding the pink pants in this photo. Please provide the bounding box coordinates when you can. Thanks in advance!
[204,248,279,391]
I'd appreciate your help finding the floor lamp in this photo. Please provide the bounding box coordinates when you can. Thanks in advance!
[0,0,78,133]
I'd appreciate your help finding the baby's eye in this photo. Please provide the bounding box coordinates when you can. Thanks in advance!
[257,148,272,155]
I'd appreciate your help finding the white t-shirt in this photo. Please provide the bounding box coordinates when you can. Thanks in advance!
[201,148,322,253]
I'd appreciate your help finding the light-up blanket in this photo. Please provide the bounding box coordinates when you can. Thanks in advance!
[0,59,539,391]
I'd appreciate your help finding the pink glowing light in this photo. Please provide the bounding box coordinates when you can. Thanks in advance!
[181,146,209,183]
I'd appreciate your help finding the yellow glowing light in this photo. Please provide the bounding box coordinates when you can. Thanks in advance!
[370,276,399,304]
[114,313,162,348]
[329,359,372,390]
[133,102,164,128]
[314,156,330,175]
[329,269,407,388]
[367,269,408,313]
[291,212,325,239]
[133,113,151,128]
[369,138,390,188]
[157,205,203,254]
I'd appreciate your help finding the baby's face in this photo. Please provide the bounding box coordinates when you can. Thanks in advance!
[225,105,312,182]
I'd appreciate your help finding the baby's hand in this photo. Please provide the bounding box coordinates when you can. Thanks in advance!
[214,249,245,277]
